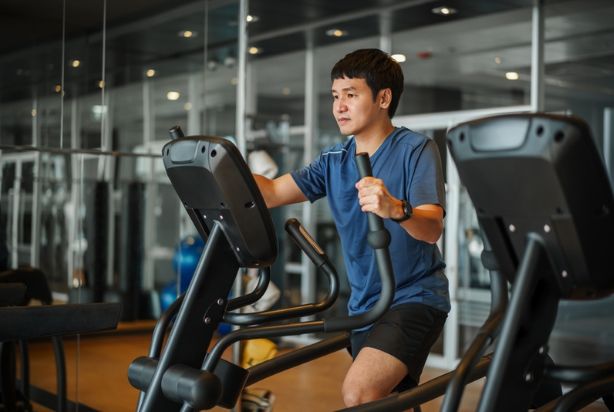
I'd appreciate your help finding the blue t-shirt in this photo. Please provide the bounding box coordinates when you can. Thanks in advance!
[291,127,450,316]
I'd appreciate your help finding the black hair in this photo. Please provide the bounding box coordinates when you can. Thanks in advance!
[331,48,404,118]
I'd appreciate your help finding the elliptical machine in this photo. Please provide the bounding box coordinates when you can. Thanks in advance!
[345,113,614,411]
[129,126,397,412]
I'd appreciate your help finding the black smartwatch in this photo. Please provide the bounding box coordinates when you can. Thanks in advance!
[391,199,412,223]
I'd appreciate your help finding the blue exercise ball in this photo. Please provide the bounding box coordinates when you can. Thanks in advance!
[160,235,205,313]
[160,282,178,313]
[172,235,205,291]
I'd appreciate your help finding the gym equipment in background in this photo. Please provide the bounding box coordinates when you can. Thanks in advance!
[160,235,205,312]
[0,267,121,411]
[348,113,614,411]
[129,127,396,412]
[449,113,614,411]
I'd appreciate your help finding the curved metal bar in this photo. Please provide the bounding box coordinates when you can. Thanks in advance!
[342,355,493,411]
[226,267,270,312]
[553,375,614,412]
[544,360,614,384]
[202,321,325,372]
[148,294,184,358]
[224,265,338,325]
[441,269,508,412]
[52,336,67,412]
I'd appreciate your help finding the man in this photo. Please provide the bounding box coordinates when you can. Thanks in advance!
[253,48,449,407]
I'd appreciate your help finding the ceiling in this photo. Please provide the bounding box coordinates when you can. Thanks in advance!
[0,0,613,137]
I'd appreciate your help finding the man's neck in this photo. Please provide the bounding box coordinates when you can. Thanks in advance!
[354,121,395,156]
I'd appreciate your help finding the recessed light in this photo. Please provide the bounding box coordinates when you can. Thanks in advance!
[248,46,262,55]
[391,54,406,63]
[432,6,457,16]
[505,72,519,80]
[92,105,107,115]
[145,69,156,78]
[184,102,192,111]
[98,80,105,89]
[167,91,181,100]
[246,15,259,23]
[71,59,81,68]
[224,56,236,67]
[207,60,218,71]
[54,84,62,93]
[326,29,348,38]
[179,30,196,38]
[495,56,502,65]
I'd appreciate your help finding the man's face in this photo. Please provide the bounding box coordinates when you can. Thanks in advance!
[332,76,385,137]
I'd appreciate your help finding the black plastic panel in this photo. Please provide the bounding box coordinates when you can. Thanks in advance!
[162,136,277,267]
[447,113,614,299]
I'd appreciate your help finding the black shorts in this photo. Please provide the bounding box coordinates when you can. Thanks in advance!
[349,303,447,393]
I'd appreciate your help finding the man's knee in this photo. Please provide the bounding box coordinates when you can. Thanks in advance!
[342,377,387,407]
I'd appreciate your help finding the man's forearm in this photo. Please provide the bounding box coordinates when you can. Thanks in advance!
[398,206,444,244]
[253,173,308,209]
[253,174,275,208]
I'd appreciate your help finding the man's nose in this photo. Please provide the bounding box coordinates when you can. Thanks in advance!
[336,98,348,112]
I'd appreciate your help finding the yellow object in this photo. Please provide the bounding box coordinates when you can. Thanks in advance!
[241,339,277,368]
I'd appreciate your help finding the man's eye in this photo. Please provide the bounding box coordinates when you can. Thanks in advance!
[347,93,354,98]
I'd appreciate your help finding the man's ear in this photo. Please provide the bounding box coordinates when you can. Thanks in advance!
[379,88,392,109]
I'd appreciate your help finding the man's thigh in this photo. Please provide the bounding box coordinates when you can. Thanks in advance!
[343,346,409,398]
[350,303,447,391]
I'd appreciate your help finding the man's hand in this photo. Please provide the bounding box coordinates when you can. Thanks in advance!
[355,177,403,219]
[355,177,444,244]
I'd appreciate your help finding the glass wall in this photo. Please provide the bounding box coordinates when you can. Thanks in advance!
[0,0,240,409]
[542,0,614,365]
[2,0,614,408]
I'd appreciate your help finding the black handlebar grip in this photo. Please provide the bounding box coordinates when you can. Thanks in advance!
[169,125,185,139]
[355,152,385,233]
[285,218,329,268]
[355,151,373,179]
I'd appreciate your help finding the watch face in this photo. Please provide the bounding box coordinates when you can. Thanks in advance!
[394,200,411,222]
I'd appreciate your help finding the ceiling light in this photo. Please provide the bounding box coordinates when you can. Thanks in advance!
[184,102,192,111]
[326,29,348,38]
[207,60,218,71]
[98,80,105,89]
[167,91,181,100]
[391,54,406,63]
[71,59,81,68]
[495,56,502,65]
[92,105,107,115]
[224,56,236,67]
[246,14,259,23]
[248,47,262,55]
[31,109,37,117]
[145,69,156,78]
[54,84,62,93]
[179,30,196,38]
[505,71,519,80]
[432,6,457,16]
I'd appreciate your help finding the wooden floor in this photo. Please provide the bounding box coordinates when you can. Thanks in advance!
[20,327,608,412]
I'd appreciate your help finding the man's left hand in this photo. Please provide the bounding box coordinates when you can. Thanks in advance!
[355,177,403,220]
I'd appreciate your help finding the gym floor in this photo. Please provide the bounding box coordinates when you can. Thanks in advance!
[23,324,608,412]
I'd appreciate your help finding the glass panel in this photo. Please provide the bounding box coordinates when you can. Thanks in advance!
[542,0,614,366]
[391,2,532,115]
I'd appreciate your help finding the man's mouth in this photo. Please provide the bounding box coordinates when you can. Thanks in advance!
[337,118,350,125]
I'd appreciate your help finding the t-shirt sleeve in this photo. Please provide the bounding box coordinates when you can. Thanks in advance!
[408,139,446,212]
[290,152,327,203]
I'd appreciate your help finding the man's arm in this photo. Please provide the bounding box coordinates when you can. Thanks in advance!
[355,177,443,244]
[253,173,308,209]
